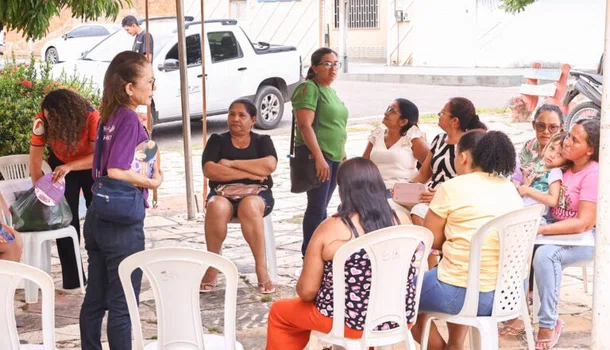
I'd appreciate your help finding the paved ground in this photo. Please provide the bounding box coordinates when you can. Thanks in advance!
[14,113,594,349]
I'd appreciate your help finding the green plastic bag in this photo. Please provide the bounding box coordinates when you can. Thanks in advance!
[9,188,72,232]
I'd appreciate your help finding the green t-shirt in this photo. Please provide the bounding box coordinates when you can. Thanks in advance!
[291,80,348,162]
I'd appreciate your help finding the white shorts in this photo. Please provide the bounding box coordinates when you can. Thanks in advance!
[410,203,430,219]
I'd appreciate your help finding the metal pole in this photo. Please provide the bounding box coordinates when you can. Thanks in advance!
[591,1,610,348]
[319,0,324,47]
[338,0,347,73]
[200,0,209,203]
[175,0,197,220]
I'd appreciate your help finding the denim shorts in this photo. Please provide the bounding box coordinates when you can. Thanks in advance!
[417,267,495,316]
[208,188,274,217]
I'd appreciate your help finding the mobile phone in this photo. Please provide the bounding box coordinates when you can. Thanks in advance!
[392,182,426,207]
[0,225,15,244]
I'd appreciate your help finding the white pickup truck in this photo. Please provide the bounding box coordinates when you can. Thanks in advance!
[52,18,302,129]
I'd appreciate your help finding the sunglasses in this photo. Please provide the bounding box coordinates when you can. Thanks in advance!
[534,122,560,134]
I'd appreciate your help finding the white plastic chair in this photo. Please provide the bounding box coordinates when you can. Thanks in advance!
[229,213,277,282]
[0,260,56,350]
[119,248,245,350]
[0,155,51,181]
[532,230,595,323]
[0,178,84,303]
[420,205,545,350]
[310,225,434,350]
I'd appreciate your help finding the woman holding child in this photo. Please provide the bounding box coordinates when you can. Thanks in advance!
[532,119,599,349]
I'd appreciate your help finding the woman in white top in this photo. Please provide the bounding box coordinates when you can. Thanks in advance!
[363,98,429,198]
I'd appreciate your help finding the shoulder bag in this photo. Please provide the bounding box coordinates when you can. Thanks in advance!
[289,82,322,193]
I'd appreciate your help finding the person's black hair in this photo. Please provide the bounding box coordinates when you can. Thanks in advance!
[122,15,139,27]
[471,130,516,177]
[306,47,338,80]
[533,104,564,125]
[575,119,600,162]
[457,129,487,154]
[395,98,419,135]
[334,157,396,233]
[448,97,487,131]
[229,98,257,118]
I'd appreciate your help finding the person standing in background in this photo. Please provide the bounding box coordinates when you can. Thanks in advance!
[122,15,154,62]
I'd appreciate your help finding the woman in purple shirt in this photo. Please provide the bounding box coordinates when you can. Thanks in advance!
[79,51,163,350]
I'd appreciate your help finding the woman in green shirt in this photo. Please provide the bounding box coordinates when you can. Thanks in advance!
[292,47,349,257]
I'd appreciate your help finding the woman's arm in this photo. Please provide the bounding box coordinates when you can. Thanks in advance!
[220,156,277,177]
[362,142,374,160]
[29,146,45,184]
[423,210,447,250]
[52,152,95,183]
[297,219,339,302]
[203,162,265,182]
[539,201,597,235]
[410,151,433,183]
[518,181,561,208]
[411,138,430,165]
[107,162,163,190]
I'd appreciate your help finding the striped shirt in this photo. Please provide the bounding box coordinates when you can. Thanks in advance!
[429,133,457,189]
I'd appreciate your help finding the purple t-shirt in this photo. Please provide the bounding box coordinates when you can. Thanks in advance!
[93,106,150,207]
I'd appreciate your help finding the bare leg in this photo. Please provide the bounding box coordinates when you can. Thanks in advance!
[237,196,273,293]
[201,196,233,289]
[445,323,469,350]
[411,214,425,226]
[411,313,447,350]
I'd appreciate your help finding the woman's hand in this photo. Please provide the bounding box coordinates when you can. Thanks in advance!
[315,156,330,182]
[52,164,72,183]
[150,163,164,189]
[248,173,267,182]
[419,187,436,203]
[517,185,530,197]
[219,159,234,168]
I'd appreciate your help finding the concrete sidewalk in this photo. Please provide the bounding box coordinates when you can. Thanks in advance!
[14,114,593,349]
[338,62,531,87]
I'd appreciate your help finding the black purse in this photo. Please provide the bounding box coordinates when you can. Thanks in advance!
[91,122,146,225]
[289,83,322,194]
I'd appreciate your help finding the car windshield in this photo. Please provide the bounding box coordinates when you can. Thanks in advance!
[82,28,172,62]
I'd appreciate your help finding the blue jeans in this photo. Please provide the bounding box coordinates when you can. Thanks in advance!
[418,267,495,316]
[533,244,594,329]
[301,154,340,256]
[79,204,145,350]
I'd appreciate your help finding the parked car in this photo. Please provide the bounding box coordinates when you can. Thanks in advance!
[51,18,302,129]
[41,24,120,64]
[0,23,6,55]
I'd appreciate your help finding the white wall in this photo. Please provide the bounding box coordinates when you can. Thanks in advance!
[412,0,605,68]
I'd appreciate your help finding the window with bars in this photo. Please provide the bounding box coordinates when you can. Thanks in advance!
[334,0,378,29]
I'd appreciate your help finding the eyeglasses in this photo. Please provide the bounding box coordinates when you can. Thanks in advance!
[534,122,560,133]
[438,110,451,117]
[317,61,342,69]
[150,77,156,89]
[385,106,400,115]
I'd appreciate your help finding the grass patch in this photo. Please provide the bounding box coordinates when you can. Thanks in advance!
[419,108,510,124]
[347,126,373,132]
[239,275,250,284]
[283,213,304,224]
[260,295,273,303]
[208,327,220,333]
[151,335,158,340]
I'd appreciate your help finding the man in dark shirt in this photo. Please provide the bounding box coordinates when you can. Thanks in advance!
[122,15,154,61]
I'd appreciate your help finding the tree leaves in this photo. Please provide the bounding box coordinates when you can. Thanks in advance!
[497,0,538,14]
[0,0,132,41]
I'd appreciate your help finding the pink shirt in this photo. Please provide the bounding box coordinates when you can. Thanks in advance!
[551,161,599,220]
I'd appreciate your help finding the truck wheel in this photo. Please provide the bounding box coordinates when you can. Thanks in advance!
[566,101,600,130]
[254,85,284,130]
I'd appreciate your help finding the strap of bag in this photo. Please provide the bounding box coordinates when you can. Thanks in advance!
[289,81,322,157]
[95,121,105,178]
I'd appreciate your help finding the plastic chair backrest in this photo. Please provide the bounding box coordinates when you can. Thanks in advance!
[0,260,55,350]
[0,178,34,206]
[0,155,51,181]
[458,205,545,319]
[119,248,240,350]
[328,225,433,344]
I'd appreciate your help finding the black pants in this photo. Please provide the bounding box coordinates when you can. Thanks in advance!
[48,152,93,289]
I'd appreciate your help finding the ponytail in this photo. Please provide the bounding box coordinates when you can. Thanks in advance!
[305,67,316,80]
[466,114,487,131]
[448,97,488,131]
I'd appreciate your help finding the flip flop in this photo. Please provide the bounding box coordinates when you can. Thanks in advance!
[199,282,218,293]
[258,280,276,294]
[535,319,564,350]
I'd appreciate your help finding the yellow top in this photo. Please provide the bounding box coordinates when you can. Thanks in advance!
[429,172,523,292]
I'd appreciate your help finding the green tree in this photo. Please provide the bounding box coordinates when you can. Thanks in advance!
[498,0,538,13]
[0,0,132,41]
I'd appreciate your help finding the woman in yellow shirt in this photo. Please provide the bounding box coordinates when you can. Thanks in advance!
[411,130,523,349]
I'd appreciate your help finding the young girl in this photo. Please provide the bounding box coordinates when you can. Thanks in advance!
[517,132,568,220]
